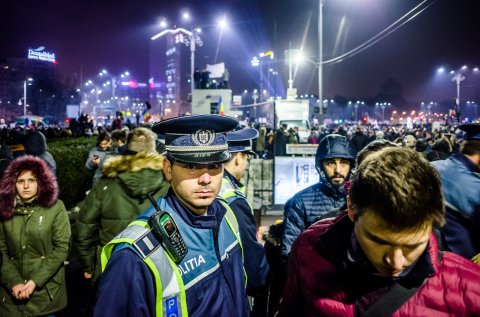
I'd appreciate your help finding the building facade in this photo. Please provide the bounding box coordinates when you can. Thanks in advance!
[149,29,192,119]
[0,48,57,121]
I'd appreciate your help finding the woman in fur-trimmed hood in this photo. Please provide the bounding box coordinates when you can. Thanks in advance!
[0,155,71,317]
[0,155,57,220]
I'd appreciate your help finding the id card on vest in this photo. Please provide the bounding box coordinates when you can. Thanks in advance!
[164,295,181,317]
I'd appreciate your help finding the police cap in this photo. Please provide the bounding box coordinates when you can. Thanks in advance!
[459,123,480,141]
[151,114,238,164]
[226,128,259,156]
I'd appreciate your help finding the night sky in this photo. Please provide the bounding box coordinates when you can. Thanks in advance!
[1,0,479,106]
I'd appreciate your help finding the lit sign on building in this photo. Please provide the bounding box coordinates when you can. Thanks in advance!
[120,81,148,88]
[27,46,56,63]
[166,47,176,56]
[175,33,188,45]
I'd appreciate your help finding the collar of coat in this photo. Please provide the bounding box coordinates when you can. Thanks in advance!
[101,152,165,178]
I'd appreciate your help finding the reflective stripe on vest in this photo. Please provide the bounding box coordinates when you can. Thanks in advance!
[219,177,253,213]
[101,221,187,317]
[218,189,248,287]
[101,204,243,317]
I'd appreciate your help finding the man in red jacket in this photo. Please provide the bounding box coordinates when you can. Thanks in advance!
[277,147,480,316]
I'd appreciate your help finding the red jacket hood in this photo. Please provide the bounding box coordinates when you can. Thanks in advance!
[0,155,58,220]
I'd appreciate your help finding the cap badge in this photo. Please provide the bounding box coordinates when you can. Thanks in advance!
[192,130,215,146]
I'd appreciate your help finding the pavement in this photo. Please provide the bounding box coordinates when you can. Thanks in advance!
[259,209,284,227]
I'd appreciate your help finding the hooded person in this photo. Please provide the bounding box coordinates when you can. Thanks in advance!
[281,134,356,257]
[22,130,57,174]
[0,155,70,316]
[270,134,355,314]
[75,127,170,282]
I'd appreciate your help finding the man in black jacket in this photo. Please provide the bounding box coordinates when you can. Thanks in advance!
[350,126,369,154]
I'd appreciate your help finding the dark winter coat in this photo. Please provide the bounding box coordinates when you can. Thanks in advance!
[0,156,71,316]
[276,214,480,316]
[75,152,169,279]
[432,153,480,259]
[281,181,345,257]
[350,131,369,154]
[218,170,269,296]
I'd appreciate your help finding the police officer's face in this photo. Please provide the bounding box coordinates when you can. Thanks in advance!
[322,158,351,186]
[163,159,224,215]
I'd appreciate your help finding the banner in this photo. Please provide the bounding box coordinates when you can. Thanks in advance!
[206,63,225,78]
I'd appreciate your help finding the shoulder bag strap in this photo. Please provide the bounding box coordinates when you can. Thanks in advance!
[361,279,426,317]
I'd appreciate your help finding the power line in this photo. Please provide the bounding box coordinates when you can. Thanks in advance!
[323,0,438,65]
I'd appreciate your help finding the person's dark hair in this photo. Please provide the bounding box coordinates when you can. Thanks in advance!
[349,147,444,230]
[95,132,111,147]
[461,140,480,156]
[356,139,398,166]
[111,129,128,144]
[432,138,452,154]
[415,138,428,153]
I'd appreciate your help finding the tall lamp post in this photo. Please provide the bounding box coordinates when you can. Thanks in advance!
[318,0,324,116]
[99,70,130,114]
[23,78,33,117]
[354,103,359,122]
[451,72,465,108]
[437,65,479,121]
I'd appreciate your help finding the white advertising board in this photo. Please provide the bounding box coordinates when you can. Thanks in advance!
[274,156,318,205]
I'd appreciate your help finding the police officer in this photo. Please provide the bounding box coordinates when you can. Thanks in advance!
[432,123,480,259]
[218,128,269,315]
[94,115,249,317]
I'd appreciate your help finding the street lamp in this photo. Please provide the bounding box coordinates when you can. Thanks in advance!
[252,89,259,118]
[375,102,391,122]
[466,101,478,120]
[437,65,479,121]
[99,70,130,113]
[85,80,103,119]
[451,71,465,107]
[23,78,33,116]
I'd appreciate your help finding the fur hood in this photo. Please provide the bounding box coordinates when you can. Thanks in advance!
[0,155,58,220]
[102,152,165,178]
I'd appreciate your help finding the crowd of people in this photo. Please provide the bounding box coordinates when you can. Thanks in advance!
[255,120,465,162]
[0,114,479,316]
